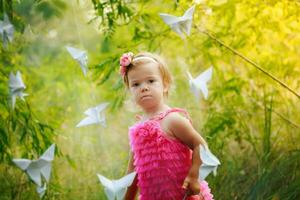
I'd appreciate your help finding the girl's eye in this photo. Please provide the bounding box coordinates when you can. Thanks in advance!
[149,79,155,83]
[132,83,139,87]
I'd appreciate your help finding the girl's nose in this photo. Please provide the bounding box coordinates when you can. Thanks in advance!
[140,84,149,92]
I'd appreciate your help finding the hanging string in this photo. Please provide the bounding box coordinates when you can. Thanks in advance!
[70,0,84,48]
[70,0,97,101]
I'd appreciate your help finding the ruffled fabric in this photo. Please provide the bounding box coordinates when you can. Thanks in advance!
[129,108,201,200]
[200,181,214,200]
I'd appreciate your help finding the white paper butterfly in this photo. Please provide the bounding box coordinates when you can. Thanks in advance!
[8,71,28,109]
[187,67,213,101]
[97,172,137,200]
[66,46,88,76]
[0,14,14,46]
[159,5,195,38]
[76,102,109,128]
[13,144,56,187]
[199,144,221,181]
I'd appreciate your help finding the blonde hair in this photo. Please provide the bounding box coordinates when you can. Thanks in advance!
[123,52,172,95]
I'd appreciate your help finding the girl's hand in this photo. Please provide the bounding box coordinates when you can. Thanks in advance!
[182,175,200,196]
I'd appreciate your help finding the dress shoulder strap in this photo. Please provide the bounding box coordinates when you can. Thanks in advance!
[154,108,192,124]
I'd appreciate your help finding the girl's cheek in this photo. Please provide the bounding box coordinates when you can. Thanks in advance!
[129,89,136,96]
[130,88,139,95]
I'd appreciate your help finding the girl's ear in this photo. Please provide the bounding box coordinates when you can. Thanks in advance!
[163,86,168,93]
[163,82,170,94]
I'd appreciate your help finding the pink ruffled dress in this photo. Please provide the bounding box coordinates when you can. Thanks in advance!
[129,108,201,200]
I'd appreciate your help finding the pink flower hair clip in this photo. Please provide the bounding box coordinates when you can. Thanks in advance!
[119,52,134,77]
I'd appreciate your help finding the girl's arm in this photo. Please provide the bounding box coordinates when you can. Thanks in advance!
[166,113,206,195]
[182,145,201,195]
[124,151,138,200]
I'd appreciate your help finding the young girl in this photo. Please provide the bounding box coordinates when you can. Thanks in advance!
[120,52,213,200]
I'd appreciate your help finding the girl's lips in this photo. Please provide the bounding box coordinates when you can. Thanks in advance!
[141,95,152,100]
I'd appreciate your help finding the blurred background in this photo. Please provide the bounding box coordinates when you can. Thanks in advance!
[0,0,299,199]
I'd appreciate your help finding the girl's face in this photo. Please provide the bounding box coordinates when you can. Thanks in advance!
[127,62,167,111]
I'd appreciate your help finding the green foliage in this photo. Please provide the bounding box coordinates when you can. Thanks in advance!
[0,99,55,161]
[34,0,67,19]
[0,0,68,162]
[247,150,300,200]
[90,0,134,37]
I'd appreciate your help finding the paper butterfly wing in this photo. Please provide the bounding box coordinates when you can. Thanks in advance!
[13,158,31,170]
[76,116,98,127]
[183,5,196,20]
[117,171,137,186]
[159,13,185,38]
[98,112,107,127]
[181,5,195,35]
[199,165,215,181]
[66,46,84,60]
[3,14,14,42]
[180,19,193,36]
[40,164,52,183]
[16,71,26,89]
[26,166,43,186]
[187,71,201,101]
[115,188,127,200]
[40,144,55,162]
[0,20,3,33]
[38,144,55,182]
[95,102,109,127]
[97,174,115,200]
[115,172,137,200]
[0,14,14,45]
[200,145,220,166]
[159,13,181,26]
[95,102,109,112]
[194,67,213,84]
[66,46,88,76]
[0,21,5,44]
[9,72,17,89]
[66,46,88,70]
[104,188,115,200]
[77,52,88,76]
[170,23,185,38]
[193,67,213,99]
[190,83,201,100]
[3,23,14,42]
[83,107,97,117]
[9,71,25,91]
[76,107,98,127]
[199,144,220,181]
